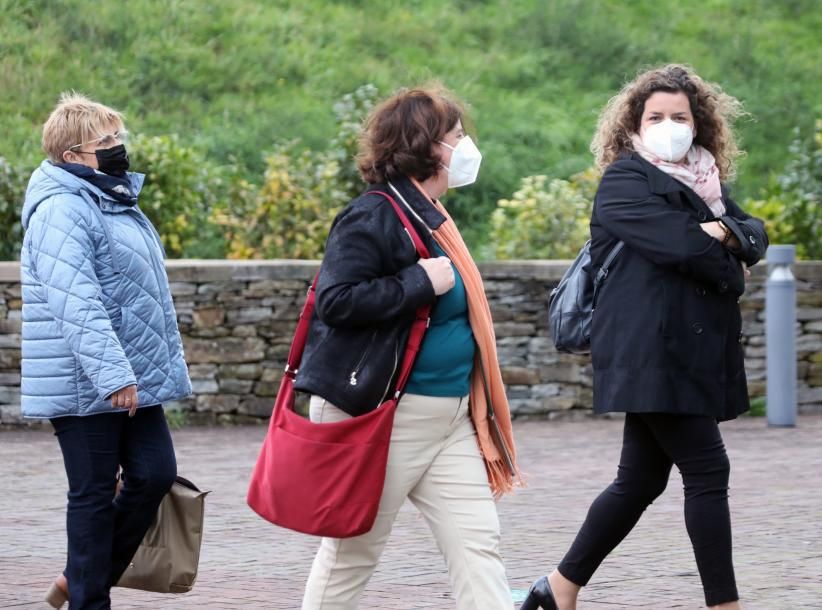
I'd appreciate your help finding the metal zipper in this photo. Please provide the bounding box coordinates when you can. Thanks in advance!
[349,330,378,386]
[377,339,400,405]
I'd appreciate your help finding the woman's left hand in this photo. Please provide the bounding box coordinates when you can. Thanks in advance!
[110,384,139,417]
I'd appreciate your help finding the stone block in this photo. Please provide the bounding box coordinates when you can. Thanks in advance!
[798,386,822,404]
[501,366,539,385]
[0,372,20,385]
[232,325,258,337]
[542,396,577,411]
[0,349,20,368]
[0,319,22,333]
[260,366,283,382]
[796,334,822,353]
[0,334,20,349]
[164,398,195,412]
[238,396,275,417]
[197,281,247,295]
[493,322,536,337]
[193,306,225,328]
[188,364,218,379]
[0,404,24,424]
[169,282,197,296]
[254,380,280,397]
[219,378,254,394]
[196,394,240,414]
[219,363,263,380]
[797,308,822,322]
[183,337,265,364]
[508,399,545,416]
[0,386,21,404]
[537,363,583,384]
[191,379,219,394]
[226,307,273,325]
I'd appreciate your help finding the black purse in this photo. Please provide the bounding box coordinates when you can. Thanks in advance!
[548,239,624,354]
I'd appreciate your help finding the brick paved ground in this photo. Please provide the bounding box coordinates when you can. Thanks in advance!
[1,416,820,609]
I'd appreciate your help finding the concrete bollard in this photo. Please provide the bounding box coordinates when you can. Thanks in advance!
[765,245,797,427]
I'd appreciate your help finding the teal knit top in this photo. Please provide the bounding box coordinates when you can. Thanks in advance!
[406,244,475,397]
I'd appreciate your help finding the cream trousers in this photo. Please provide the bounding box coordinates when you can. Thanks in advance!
[301,393,512,610]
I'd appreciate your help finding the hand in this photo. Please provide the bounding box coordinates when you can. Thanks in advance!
[418,256,455,296]
[742,261,751,281]
[110,385,139,417]
[700,221,725,241]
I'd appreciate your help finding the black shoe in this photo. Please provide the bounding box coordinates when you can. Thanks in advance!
[519,575,558,610]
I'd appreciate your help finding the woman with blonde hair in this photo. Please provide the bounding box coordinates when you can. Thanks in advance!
[21,93,191,608]
[294,84,521,609]
[521,64,767,610]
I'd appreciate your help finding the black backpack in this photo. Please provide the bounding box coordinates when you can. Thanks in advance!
[548,239,624,354]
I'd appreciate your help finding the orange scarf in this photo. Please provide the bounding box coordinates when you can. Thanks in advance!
[410,178,523,498]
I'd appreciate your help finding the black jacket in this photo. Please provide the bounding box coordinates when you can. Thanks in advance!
[294,176,444,415]
[589,153,768,421]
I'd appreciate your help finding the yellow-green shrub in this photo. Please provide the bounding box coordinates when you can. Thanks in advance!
[490,169,596,260]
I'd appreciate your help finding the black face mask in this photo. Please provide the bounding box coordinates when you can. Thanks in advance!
[95,144,130,176]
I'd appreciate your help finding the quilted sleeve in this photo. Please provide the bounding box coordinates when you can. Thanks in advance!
[27,201,136,400]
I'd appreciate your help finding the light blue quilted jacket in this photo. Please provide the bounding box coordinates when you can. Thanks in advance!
[20,161,192,418]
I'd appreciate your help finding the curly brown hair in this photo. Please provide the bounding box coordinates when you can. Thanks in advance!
[591,64,746,180]
[357,85,465,184]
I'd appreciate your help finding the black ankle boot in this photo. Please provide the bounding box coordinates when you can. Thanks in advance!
[519,575,558,610]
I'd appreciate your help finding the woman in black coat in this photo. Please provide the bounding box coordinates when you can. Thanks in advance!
[522,65,768,610]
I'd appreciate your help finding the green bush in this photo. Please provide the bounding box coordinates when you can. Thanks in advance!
[128,134,226,258]
[215,84,379,259]
[0,157,27,261]
[490,168,598,260]
[2,0,819,256]
[744,120,821,259]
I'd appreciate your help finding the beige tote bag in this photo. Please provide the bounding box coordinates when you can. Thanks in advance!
[117,476,209,593]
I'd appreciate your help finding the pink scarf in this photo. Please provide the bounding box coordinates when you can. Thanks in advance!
[631,134,726,217]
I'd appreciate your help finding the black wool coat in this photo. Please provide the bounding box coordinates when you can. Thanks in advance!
[589,152,768,421]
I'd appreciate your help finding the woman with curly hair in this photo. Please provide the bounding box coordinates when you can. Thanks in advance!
[521,65,767,610]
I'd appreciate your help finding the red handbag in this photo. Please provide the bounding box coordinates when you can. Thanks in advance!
[247,191,431,538]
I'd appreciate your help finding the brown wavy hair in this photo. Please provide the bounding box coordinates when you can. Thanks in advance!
[357,85,465,184]
[591,64,746,181]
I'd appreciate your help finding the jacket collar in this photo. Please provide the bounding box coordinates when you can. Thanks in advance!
[626,151,718,218]
[378,175,447,232]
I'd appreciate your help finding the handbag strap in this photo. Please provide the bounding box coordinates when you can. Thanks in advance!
[366,190,432,399]
[284,191,432,404]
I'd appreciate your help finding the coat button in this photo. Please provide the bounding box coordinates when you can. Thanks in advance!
[692,322,704,335]
[698,211,707,221]
[718,280,728,293]
[696,287,707,296]
[749,235,756,245]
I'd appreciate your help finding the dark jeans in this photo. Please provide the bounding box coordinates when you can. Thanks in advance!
[558,413,738,607]
[51,405,176,610]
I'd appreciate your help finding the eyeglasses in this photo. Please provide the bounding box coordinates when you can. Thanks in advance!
[68,130,129,152]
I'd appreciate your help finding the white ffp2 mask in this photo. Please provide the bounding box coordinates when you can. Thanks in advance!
[641,119,693,162]
[439,136,482,188]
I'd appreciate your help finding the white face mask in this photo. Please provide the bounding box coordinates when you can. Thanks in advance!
[641,119,694,162]
[439,136,482,188]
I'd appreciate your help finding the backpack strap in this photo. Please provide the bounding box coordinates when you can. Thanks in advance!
[594,240,624,286]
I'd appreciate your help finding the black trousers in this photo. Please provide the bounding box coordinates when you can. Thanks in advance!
[51,406,177,610]
[558,412,738,607]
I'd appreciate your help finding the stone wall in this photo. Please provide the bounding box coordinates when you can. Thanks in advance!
[1,259,820,425]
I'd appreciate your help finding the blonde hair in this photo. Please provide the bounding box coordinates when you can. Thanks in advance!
[42,92,125,163]
[591,64,746,181]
